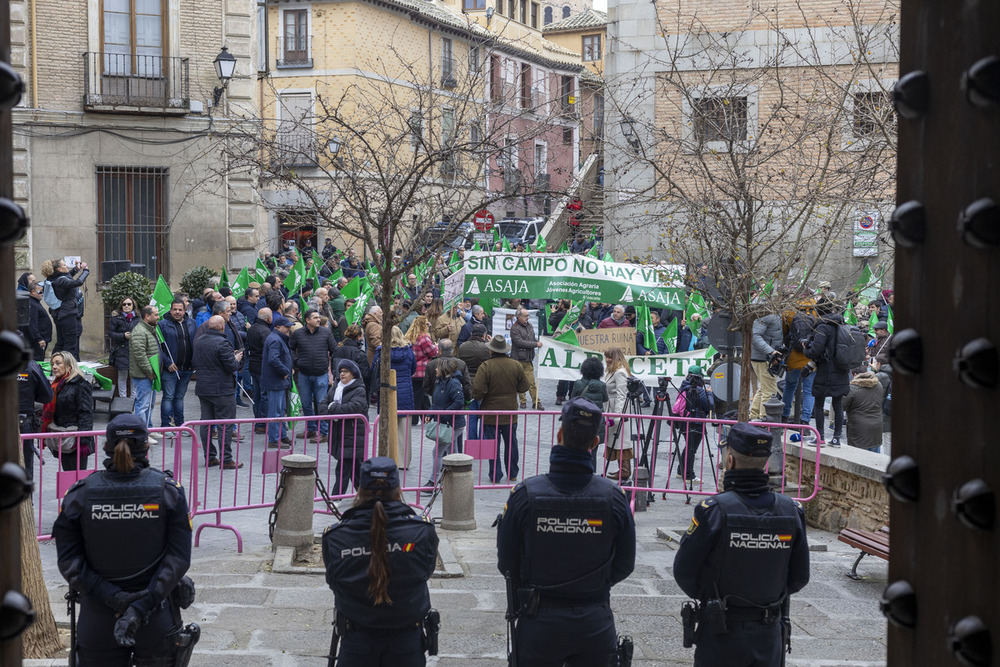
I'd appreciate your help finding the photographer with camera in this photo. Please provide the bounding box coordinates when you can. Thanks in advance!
[675,366,714,483]
[673,423,810,667]
[749,313,784,421]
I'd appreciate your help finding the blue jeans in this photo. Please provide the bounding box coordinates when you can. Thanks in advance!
[484,421,518,482]
[236,367,252,404]
[133,377,155,428]
[266,388,289,443]
[160,369,193,427]
[782,367,815,422]
[251,373,267,419]
[298,373,330,435]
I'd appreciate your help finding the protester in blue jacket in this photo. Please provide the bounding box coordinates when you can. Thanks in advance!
[262,314,294,447]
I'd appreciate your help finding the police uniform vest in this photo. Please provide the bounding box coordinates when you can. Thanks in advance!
[706,491,800,609]
[521,475,615,602]
[81,468,169,585]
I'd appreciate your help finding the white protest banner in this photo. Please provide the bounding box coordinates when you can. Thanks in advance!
[464,252,686,309]
[538,336,714,383]
[492,307,538,347]
[443,268,465,310]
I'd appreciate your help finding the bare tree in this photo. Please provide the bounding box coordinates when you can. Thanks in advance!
[221,36,581,449]
[603,0,899,418]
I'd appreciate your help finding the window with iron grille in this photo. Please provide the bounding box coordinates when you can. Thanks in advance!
[442,38,454,83]
[853,91,890,139]
[96,166,168,281]
[582,34,601,61]
[692,96,748,144]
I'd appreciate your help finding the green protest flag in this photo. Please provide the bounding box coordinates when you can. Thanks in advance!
[283,256,305,295]
[662,317,678,354]
[602,252,613,262]
[345,292,370,325]
[557,240,569,254]
[886,305,894,335]
[287,380,303,417]
[231,267,250,299]
[256,258,270,283]
[555,301,583,335]
[340,277,362,300]
[472,238,481,251]
[588,227,596,242]
[449,250,460,268]
[535,235,547,253]
[868,309,879,335]
[150,353,161,392]
[853,263,874,296]
[685,291,708,325]
[844,304,858,325]
[492,226,501,245]
[554,328,580,346]
[635,305,656,351]
[149,276,174,316]
[219,266,230,290]
[797,267,809,291]
[501,236,512,253]
[304,263,318,292]
[703,345,718,362]
[312,250,324,267]
[762,275,775,296]
[586,244,600,258]
[328,267,344,284]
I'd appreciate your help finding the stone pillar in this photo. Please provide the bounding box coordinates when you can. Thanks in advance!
[271,454,317,552]
[440,453,475,531]
[764,394,785,480]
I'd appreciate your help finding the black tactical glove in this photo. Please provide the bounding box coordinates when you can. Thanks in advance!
[113,605,142,647]
[106,590,145,615]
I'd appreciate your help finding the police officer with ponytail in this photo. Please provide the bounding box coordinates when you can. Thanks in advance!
[53,413,195,666]
[496,397,636,666]
[322,457,439,666]
[673,422,810,666]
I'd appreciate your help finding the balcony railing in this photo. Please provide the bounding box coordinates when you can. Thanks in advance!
[276,36,313,68]
[83,52,189,113]
[273,131,317,168]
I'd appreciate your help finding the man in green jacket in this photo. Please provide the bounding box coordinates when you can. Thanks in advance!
[129,305,161,443]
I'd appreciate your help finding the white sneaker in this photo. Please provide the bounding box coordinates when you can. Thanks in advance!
[147,435,159,445]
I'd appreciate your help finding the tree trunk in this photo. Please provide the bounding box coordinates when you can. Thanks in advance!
[19,448,62,659]
[737,319,755,422]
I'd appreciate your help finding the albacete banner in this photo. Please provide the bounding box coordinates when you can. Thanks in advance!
[538,337,715,383]
[463,252,686,309]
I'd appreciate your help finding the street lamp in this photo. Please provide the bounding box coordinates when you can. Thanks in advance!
[327,136,342,157]
[621,116,640,150]
[212,47,237,106]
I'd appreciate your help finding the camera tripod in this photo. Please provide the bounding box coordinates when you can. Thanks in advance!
[649,377,719,502]
[602,386,648,484]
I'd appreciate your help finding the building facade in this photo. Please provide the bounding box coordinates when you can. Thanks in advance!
[10,0,262,355]
[604,0,898,276]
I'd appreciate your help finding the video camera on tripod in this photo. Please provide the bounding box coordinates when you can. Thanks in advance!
[626,376,645,400]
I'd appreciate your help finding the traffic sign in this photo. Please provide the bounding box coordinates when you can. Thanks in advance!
[473,209,495,232]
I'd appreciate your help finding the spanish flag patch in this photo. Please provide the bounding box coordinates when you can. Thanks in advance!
[403,543,415,552]
[143,504,160,512]
[586,519,603,527]
[777,534,792,542]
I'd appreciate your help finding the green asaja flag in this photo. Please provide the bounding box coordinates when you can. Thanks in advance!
[220,266,230,290]
[501,236,513,253]
[287,380,303,417]
[602,252,613,263]
[853,263,874,296]
[449,250,460,268]
[869,309,879,335]
[345,292,369,325]
[535,235,547,253]
[312,249,324,267]
[340,277,362,300]
[328,267,344,284]
[256,258,270,283]
[231,267,250,299]
[554,301,582,335]
[150,353,161,392]
[844,303,858,325]
[492,226,501,245]
[284,256,305,295]
[557,240,569,254]
[149,275,174,316]
[554,328,580,346]
[472,238,481,251]
[662,317,678,354]
[685,291,708,325]
[887,305,894,335]
[304,263,318,292]
[635,305,656,352]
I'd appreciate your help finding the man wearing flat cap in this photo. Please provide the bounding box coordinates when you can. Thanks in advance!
[496,398,636,666]
[673,422,810,666]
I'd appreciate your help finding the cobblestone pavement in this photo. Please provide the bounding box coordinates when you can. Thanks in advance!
[29,376,889,666]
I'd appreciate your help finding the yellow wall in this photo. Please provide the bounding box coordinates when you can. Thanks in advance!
[545,27,605,75]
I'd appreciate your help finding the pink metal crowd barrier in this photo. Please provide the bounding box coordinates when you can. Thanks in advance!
[22,410,820,549]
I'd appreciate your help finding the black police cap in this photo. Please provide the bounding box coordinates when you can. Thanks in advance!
[104,413,148,454]
[359,457,400,491]
[725,422,773,457]
[559,397,603,434]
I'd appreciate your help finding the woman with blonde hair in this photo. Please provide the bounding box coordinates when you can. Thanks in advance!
[41,351,94,471]
[603,347,634,481]
[404,315,439,424]
[372,326,417,469]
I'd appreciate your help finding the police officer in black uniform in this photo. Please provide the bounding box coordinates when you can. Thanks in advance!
[496,397,637,666]
[17,351,53,482]
[53,413,194,666]
[673,422,811,667]
[322,457,439,666]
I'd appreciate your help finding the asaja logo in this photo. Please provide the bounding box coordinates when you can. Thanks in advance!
[468,277,481,295]
[620,286,634,302]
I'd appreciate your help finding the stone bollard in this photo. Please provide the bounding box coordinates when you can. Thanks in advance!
[634,467,650,512]
[440,453,476,531]
[272,454,317,552]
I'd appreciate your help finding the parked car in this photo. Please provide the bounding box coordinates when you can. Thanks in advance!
[422,221,476,252]
[498,217,545,247]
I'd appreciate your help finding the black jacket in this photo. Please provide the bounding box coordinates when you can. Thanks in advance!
[192,329,239,397]
[50,374,94,453]
[806,314,850,398]
[333,339,371,393]
[457,339,491,380]
[51,268,89,318]
[247,319,271,376]
[108,312,139,370]
[322,501,437,628]
[24,296,53,357]
[18,360,53,415]
[290,325,337,377]
[321,378,369,459]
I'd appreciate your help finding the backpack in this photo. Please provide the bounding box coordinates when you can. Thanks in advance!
[41,280,62,311]
[832,324,868,371]
[671,390,687,416]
